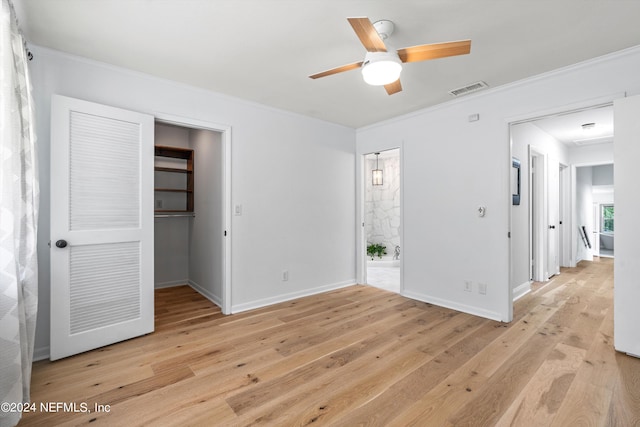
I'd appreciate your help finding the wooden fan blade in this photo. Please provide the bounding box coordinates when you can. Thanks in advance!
[309,61,363,79]
[397,40,471,63]
[384,79,402,95]
[347,17,387,52]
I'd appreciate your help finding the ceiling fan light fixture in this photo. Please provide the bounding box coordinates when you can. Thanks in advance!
[361,52,402,86]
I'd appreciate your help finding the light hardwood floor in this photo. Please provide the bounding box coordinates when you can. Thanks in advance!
[19,258,640,426]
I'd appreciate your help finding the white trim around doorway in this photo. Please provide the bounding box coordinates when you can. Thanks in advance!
[154,113,233,314]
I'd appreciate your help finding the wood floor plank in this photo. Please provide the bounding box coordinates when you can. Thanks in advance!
[387,291,567,427]
[550,377,614,427]
[226,307,464,425]
[274,298,419,357]
[18,258,640,427]
[494,343,586,427]
[225,305,432,415]
[276,314,482,426]
[606,351,640,426]
[328,315,497,426]
[29,363,155,403]
[445,262,611,426]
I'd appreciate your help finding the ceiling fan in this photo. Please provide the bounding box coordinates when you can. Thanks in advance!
[309,17,471,95]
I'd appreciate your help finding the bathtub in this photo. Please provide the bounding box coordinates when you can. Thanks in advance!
[367,257,400,268]
[599,232,614,250]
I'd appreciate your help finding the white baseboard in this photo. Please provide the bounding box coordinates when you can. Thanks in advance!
[401,289,504,322]
[33,346,50,361]
[231,279,356,314]
[154,279,189,289]
[188,280,222,308]
[513,281,532,302]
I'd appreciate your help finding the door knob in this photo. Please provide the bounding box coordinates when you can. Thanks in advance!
[549,225,556,229]
[55,240,68,248]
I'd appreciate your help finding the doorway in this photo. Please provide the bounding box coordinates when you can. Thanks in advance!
[597,203,615,257]
[155,115,233,314]
[576,163,615,260]
[509,103,614,305]
[363,149,401,293]
[49,97,232,360]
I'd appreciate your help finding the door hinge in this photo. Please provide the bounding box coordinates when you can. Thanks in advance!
[508,231,511,238]
[224,230,227,236]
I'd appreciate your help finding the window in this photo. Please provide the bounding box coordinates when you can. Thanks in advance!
[601,204,614,232]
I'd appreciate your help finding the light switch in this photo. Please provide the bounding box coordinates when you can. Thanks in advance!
[235,204,242,216]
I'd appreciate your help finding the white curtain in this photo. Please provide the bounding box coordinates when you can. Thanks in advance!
[0,0,39,426]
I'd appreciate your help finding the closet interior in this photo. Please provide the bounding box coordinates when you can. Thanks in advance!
[154,122,224,307]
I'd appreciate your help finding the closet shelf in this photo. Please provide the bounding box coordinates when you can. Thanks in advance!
[155,212,195,218]
[155,145,193,159]
[155,166,192,174]
[154,145,194,213]
[154,188,193,193]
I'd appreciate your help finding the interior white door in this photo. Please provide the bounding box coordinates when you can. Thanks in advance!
[50,95,154,360]
[547,157,560,278]
[530,148,547,282]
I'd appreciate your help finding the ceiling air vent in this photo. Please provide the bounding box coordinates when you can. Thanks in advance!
[449,81,489,97]
[572,136,613,146]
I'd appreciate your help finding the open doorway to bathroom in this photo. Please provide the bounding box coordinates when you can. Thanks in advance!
[364,149,401,293]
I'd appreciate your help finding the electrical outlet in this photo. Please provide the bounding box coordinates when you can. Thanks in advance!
[282,270,289,281]
[478,283,487,295]
[464,281,472,292]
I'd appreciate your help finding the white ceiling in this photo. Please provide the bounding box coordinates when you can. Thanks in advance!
[532,105,614,147]
[14,0,640,128]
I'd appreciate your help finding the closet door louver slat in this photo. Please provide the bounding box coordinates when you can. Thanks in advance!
[69,111,141,230]
[69,242,141,334]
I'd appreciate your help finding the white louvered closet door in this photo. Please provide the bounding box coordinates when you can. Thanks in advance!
[50,95,154,360]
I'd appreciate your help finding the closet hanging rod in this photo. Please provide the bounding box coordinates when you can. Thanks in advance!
[154,213,195,218]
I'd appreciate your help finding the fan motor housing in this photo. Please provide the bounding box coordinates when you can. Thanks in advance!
[373,20,395,39]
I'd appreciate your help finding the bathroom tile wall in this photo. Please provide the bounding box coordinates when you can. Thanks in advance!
[365,152,400,256]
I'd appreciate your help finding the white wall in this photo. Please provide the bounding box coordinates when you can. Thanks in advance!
[569,141,614,165]
[592,163,614,206]
[30,47,356,358]
[188,129,223,305]
[356,46,640,322]
[592,164,614,185]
